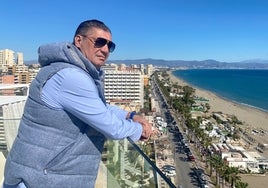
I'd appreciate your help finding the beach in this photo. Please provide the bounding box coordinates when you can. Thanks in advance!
[169,70,268,187]
[168,71,268,133]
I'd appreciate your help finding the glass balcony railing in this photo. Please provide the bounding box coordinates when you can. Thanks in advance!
[0,117,177,188]
[96,137,176,188]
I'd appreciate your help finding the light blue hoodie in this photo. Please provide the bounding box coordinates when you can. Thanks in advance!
[4,42,142,188]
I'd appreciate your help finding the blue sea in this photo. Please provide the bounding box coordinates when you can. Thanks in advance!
[172,69,268,112]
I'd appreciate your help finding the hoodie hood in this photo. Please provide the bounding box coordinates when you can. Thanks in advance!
[38,42,104,81]
[38,42,106,103]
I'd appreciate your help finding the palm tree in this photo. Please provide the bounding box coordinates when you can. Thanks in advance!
[172,81,180,93]
[210,155,224,186]
[208,155,214,176]
[127,147,140,166]
[205,103,210,113]
[194,127,204,148]
[182,85,195,105]
[202,135,212,164]
[235,181,249,188]
[227,166,241,188]
[220,164,229,188]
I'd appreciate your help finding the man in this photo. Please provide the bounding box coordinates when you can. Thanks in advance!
[4,19,153,188]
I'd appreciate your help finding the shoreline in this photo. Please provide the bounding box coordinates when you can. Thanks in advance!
[168,70,268,188]
[168,70,268,132]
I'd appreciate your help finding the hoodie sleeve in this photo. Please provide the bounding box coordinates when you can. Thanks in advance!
[41,67,142,141]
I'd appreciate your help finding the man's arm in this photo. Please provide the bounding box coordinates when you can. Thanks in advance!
[41,68,143,141]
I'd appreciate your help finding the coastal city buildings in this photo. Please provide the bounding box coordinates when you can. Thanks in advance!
[0,49,40,85]
[200,112,268,173]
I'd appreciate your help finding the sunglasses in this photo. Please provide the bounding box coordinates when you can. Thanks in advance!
[82,35,116,53]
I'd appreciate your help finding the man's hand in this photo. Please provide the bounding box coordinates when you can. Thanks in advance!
[132,115,153,141]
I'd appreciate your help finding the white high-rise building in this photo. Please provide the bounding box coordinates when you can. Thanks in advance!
[103,64,144,111]
[17,52,24,65]
[146,64,154,76]
[0,49,15,67]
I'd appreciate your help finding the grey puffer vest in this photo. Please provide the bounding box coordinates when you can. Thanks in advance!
[4,44,107,188]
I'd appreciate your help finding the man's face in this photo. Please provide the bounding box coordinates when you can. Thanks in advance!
[74,28,113,68]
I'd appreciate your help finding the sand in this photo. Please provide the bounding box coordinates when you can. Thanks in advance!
[168,71,268,133]
[240,174,267,188]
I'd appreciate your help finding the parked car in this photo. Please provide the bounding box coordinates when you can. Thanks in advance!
[184,147,191,154]
[188,154,195,161]
[162,164,176,171]
[163,169,176,177]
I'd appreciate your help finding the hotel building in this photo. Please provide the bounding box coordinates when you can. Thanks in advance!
[103,64,145,112]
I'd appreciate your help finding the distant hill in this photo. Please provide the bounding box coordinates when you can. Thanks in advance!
[25,58,268,69]
[108,58,268,69]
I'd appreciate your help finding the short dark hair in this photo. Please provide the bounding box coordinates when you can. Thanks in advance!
[73,19,111,42]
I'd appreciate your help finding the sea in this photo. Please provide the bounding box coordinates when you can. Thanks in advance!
[172,69,268,112]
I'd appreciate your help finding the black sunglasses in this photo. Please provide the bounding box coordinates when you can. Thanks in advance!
[82,35,116,53]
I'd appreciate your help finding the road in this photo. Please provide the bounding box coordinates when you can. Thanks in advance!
[151,75,204,188]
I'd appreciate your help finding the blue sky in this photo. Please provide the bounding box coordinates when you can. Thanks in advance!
[1,0,268,62]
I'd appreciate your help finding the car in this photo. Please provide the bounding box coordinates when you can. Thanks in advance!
[163,169,176,177]
[184,147,191,154]
[188,154,195,161]
[162,164,176,171]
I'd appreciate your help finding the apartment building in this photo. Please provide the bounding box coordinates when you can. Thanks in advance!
[103,64,144,111]
[146,64,154,76]
[0,49,38,84]
[16,52,24,65]
[0,49,15,68]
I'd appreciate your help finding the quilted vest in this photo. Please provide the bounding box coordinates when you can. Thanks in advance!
[4,62,106,188]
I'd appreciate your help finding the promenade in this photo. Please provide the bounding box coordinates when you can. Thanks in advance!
[153,81,207,188]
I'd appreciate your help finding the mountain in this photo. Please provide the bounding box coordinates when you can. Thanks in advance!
[25,58,268,69]
[107,58,268,69]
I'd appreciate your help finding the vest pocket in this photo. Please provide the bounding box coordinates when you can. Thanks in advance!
[43,140,76,174]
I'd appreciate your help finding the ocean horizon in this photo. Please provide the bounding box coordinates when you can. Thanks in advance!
[172,69,268,113]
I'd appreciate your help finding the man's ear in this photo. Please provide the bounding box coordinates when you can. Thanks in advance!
[74,35,82,47]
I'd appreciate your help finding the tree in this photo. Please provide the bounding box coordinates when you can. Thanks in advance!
[205,122,213,132]
[182,85,195,106]
[235,181,249,188]
[201,134,212,164]
[172,81,181,93]
[220,164,230,188]
[205,103,210,112]
[227,166,241,188]
[210,155,224,186]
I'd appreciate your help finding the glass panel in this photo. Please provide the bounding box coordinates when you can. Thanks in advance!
[97,138,176,188]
